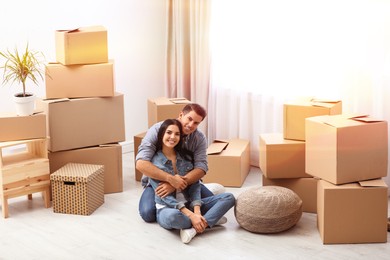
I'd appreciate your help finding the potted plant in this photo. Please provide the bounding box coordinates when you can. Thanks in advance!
[0,44,46,116]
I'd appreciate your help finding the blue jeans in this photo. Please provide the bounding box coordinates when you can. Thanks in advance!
[139,183,214,223]
[156,192,236,229]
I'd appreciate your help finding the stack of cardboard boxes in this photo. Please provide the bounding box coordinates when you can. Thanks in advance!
[37,26,125,195]
[260,97,389,244]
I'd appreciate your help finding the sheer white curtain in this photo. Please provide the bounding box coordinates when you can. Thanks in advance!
[208,0,390,188]
[164,0,211,133]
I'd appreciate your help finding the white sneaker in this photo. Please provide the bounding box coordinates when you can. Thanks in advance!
[203,183,226,195]
[215,216,227,226]
[180,228,197,244]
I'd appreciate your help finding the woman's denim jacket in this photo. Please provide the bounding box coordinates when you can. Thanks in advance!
[150,150,202,210]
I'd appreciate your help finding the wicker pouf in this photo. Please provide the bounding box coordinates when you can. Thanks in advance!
[234,185,303,233]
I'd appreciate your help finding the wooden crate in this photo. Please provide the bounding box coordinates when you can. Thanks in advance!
[0,138,51,218]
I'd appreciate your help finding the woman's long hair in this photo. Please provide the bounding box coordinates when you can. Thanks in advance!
[156,119,193,161]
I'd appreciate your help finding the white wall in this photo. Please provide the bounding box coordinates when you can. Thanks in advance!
[0,0,166,147]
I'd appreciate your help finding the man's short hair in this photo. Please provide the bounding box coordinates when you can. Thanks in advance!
[182,103,207,121]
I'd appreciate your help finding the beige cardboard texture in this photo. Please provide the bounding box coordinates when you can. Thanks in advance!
[259,133,310,179]
[0,113,46,142]
[306,115,388,184]
[36,93,125,152]
[147,97,191,127]
[55,26,108,65]
[45,61,115,99]
[202,139,250,187]
[283,98,342,141]
[317,179,388,244]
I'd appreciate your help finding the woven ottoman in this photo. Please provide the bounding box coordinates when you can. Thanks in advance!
[235,185,302,233]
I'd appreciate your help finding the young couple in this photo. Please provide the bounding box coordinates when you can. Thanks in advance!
[136,103,235,244]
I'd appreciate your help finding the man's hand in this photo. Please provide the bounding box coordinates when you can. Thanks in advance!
[155,182,175,198]
[166,174,188,190]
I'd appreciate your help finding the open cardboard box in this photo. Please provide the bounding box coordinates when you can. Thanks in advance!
[147,97,191,127]
[202,139,250,187]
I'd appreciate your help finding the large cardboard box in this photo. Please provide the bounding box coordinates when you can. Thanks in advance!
[48,144,122,194]
[284,98,342,141]
[317,179,388,244]
[202,139,250,187]
[133,131,146,181]
[262,175,318,213]
[45,61,115,99]
[36,93,125,152]
[306,115,388,184]
[55,26,108,65]
[259,133,310,179]
[51,163,104,216]
[148,97,191,127]
[0,112,46,142]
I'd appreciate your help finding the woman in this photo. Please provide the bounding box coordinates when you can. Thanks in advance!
[149,119,235,244]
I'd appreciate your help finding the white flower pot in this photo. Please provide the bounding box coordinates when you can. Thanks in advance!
[14,93,36,116]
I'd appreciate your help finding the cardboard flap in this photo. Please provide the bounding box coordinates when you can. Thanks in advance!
[359,179,387,187]
[56,28,79,33]
[170,98,192,104]
[207,141,229,155]
[311,100,340,108]
[43,98,70,104]
[352,117,385,123]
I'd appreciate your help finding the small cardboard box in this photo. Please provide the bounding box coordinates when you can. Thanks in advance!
[0,113,46,142]
[306,115,388,184]
[283,98,342,141]
[147,97,191,127]
[259,133,310,179]
[55,26,108,65]
[262,175,318,213]
[36,93,126,152]
[133,131,147,181]
[48,144,122,194]
[317,179,388,244]
[45,61,115,99]
[51,163,104,216]
[202,139,250,187]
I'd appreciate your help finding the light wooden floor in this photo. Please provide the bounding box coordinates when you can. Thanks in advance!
[0,151,389,260]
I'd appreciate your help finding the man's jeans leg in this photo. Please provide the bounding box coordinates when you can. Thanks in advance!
[139,185,156,223]
[201,193,235,227]
[200,183,213,198]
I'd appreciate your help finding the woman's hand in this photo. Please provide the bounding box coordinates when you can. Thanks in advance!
[189,213,207,233]
[155,182,175,198]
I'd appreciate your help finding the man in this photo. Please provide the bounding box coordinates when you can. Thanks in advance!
[136,103,214,223]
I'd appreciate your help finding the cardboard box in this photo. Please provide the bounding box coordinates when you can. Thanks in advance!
[259,133,310,179]
[317,179,388,244]
[306,115,388,184]
[45,61,115,99]
[55,26,108,65]
[148,97,191,127]
[48,144,122,194]
[283,98,342,141]
[36,93,125,152]
[202,139,250,187]
[133,131,147,181]
[262,175,318,213]
[0,112,46,142]
[51,163,104,215]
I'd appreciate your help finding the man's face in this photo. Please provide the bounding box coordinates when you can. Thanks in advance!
[178,111,203,135]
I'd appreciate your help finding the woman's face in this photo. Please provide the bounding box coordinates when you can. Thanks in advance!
[163,124,181,149]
